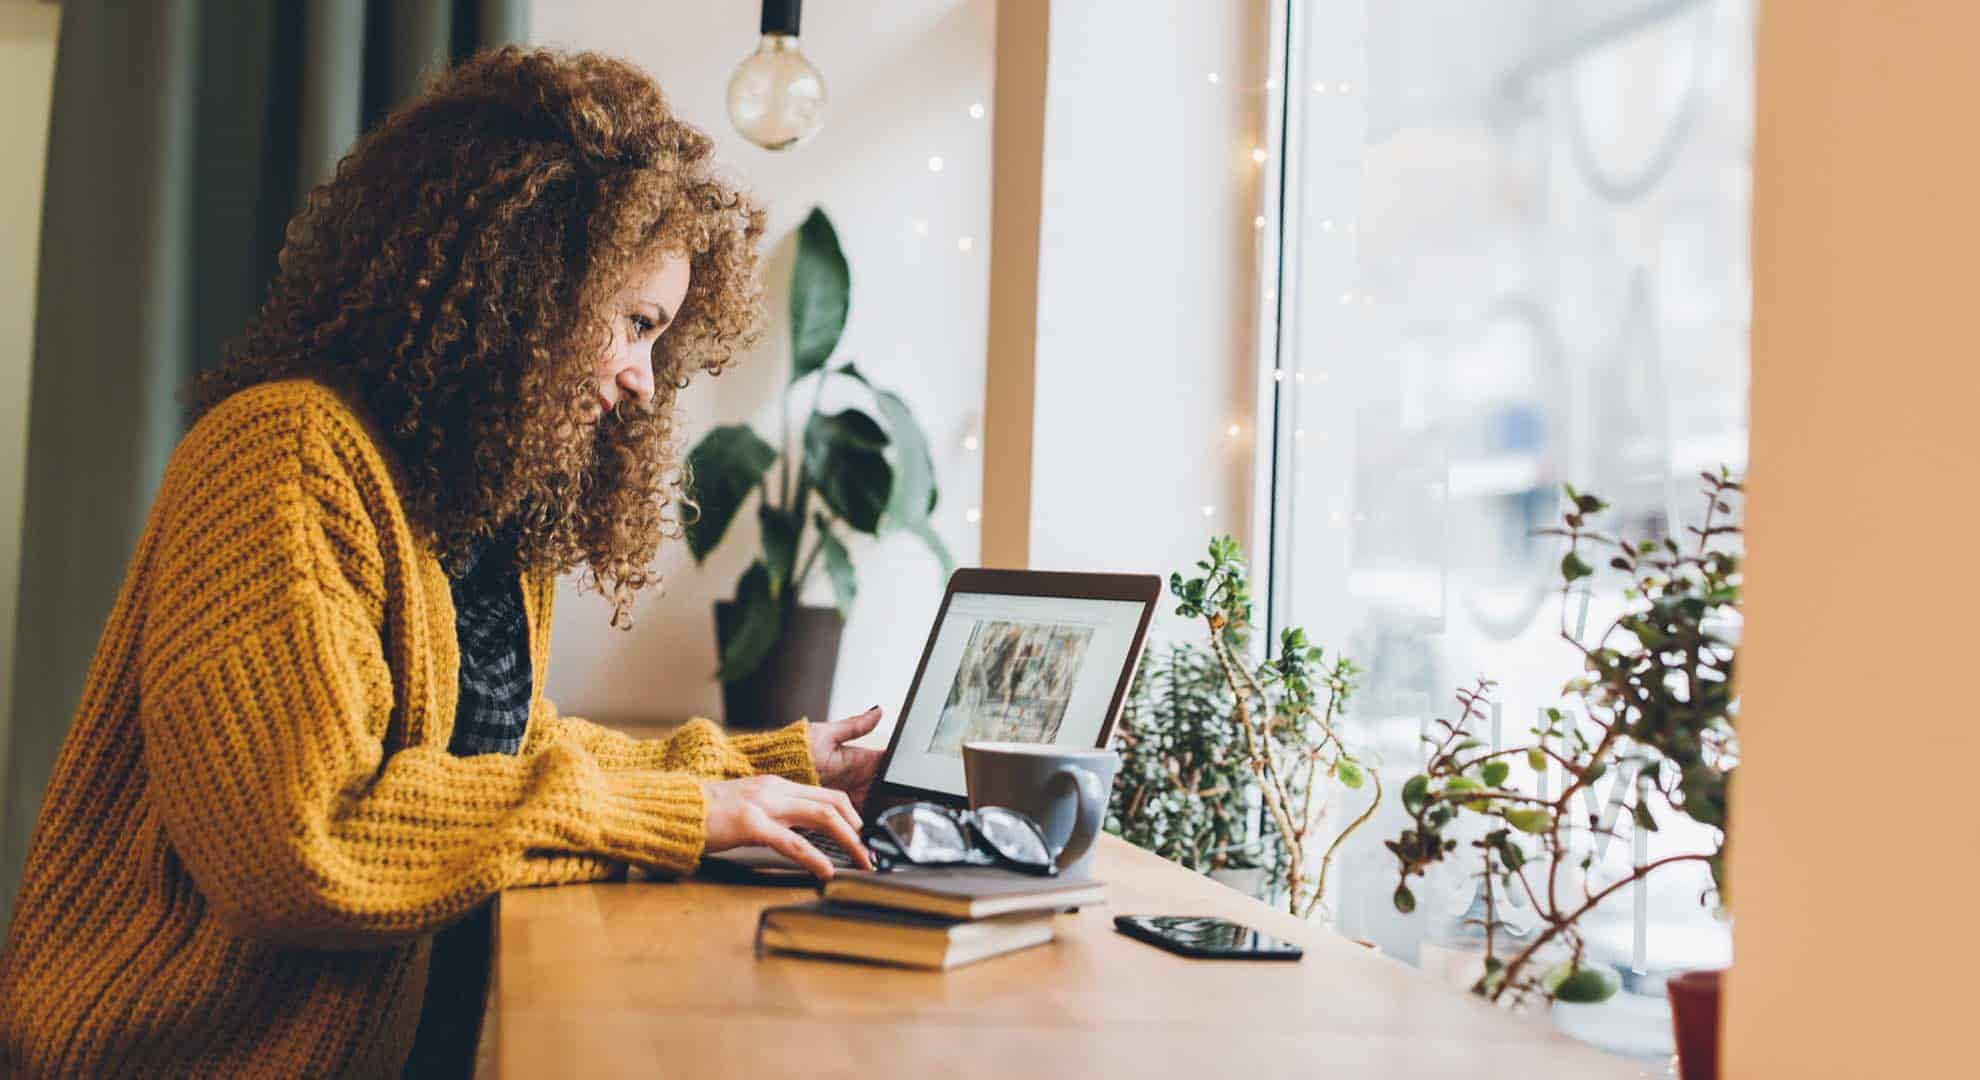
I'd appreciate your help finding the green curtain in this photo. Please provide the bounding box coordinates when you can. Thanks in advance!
[0,0,529,928]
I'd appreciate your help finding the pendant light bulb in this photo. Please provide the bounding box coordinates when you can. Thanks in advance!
[727,0,826,151]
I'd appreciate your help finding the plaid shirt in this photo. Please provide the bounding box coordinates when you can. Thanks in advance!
[446,532,531,757]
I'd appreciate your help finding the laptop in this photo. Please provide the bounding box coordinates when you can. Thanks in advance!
[701,568,1162,876]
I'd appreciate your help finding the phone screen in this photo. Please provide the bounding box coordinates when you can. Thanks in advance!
[1114,915,1304,959]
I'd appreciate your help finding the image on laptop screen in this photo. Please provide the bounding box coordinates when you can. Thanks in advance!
[880,590,1149,799]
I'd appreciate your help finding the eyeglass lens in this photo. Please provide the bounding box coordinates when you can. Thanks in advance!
[882,804,970,862]
[974,807,1052,867]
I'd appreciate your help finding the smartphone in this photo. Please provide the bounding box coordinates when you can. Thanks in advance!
[1113,915,1304,960]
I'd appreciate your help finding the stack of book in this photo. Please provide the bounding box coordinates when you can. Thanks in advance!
[757,866,1106,971]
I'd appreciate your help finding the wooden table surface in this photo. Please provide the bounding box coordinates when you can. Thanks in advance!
[490,834,1646,1079]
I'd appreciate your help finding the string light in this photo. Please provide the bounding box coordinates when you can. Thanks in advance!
[908,67,1339,544]
[1092,56,1329,475]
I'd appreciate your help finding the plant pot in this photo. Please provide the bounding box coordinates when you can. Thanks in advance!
[1666,968,1724,1080]
[714,602,845,730]
[1207,866,1269,900]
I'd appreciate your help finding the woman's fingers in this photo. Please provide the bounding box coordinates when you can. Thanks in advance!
[701,775,875,877]
[759,819,836,880]
[785,781,862,834]
[784,794,872,871]
[751,799,871,876]
[833,706,883,740]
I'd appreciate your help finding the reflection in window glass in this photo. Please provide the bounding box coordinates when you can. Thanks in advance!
[1265,0,1752,1056]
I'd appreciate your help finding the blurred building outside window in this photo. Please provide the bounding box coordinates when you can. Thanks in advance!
[1255,0,1752,1057]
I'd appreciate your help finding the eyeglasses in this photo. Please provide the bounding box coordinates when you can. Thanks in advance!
[860,802,1058,877]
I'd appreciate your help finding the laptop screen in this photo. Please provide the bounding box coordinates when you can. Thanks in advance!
[879,590,1151,799]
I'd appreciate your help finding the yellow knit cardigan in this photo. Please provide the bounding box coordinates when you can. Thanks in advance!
[0,380,816,1076]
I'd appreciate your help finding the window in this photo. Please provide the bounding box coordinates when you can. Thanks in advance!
[1260,0,1753,1053]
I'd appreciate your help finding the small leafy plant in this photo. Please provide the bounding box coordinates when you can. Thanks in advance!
[685,207,951,680]
[1386,471,1742,1007]
[1166,536,1380,919]
[1107,641,1267,875]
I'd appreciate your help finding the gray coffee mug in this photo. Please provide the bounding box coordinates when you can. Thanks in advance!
[961,741,1120,878]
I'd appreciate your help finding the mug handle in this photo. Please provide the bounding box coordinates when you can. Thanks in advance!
[1049,765,1106,870]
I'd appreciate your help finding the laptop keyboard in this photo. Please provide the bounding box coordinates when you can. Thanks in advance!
[797,829,860,867]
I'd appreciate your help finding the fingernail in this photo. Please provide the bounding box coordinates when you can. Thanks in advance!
[868,704,881,714]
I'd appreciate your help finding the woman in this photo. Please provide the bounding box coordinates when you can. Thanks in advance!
[0,48,883,1077]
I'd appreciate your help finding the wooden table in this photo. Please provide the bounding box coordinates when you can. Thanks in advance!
[490,835,1646,1078]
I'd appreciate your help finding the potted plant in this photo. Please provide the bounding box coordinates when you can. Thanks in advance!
[1112,536,1379,920]
[1107,640,1272,894]
[1384,471,1740,1075]
[684,207,951,728]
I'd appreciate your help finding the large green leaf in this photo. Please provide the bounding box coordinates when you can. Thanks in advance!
[718,562,782,682]
[804,410,892,533]
[805,407,889,453]
[759,504,801,600]
[837,364,937,526]
[789,208,850,382]
[871,386,937,528]
[684,425,778,563]
[820,451,892,533]
[814,514,858,618]
[836,363,951,574]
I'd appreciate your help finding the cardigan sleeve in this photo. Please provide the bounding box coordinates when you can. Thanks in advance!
[522,700,821,785]
[135,395,713,949]
[141,589,711,949]
[517,569,819,785]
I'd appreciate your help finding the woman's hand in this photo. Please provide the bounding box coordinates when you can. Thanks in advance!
[807,707,886,808]
[699,774,873,879]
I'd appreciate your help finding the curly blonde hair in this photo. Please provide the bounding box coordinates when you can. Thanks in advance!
[194,47,765,627]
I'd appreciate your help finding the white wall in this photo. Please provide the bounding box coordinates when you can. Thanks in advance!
[1024,0,1272,642]
[0,3,61,802]
[533,2,993,731]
